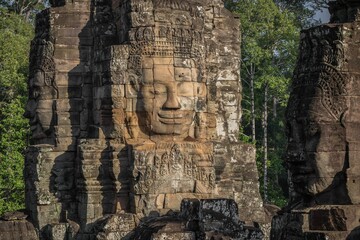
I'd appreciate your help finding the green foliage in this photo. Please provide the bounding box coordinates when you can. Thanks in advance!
[0,97,29,214]
[0,0,48,21]
[233,0,299,105]
[0,9,32,100]
[274,0,329,27]
[226,0,301,207]
[0,7,33,215]
[239,126,255,145]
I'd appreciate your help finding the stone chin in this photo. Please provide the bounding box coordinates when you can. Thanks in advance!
[294,175,337,196]
[25,110,53,140]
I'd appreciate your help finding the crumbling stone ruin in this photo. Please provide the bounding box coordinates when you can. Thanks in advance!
[0,0,267,239]
[271,0,360,239]
[96,199,263,239]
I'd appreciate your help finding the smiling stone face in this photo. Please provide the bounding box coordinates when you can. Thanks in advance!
[121,2,208,141]
[285,26,351,203]
[24,44,57,143]
[140,57,202,137]
[286,85,347,197]
[25,70,54,140]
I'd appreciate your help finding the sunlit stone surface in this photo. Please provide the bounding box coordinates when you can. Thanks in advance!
[1,0,267,239]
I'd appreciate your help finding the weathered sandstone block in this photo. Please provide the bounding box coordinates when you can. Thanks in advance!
[21,0,266,239]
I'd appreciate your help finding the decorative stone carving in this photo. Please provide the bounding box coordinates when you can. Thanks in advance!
[129,142,217,214]
[21,0,267,239]
[272,1,360,239]
[329,0,360,23]
[24,0,93,235]
[286,26,349,200]
[25,10,57,143]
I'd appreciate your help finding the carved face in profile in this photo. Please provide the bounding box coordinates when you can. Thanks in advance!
[139,56,203,138]
[286,83,347,199]
[24,70,55,140]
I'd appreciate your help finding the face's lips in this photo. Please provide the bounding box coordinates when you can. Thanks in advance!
[291,165,315,183]
[30,125,38,131]
[285,149,306,162]
[289,163,313,173]
[157,111,193,125]
[298,165,314,173]
[27,115,38,125]
[159,119,184,125]
[158,115,186,125]
[158,112,185,119]
[292,173,311,183]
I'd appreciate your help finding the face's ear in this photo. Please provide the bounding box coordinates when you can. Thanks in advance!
[33,70,46,87]
[340,108,348,128]
[126,71,141,98]
[130,77,139,91]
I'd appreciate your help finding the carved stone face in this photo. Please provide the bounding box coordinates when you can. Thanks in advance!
[286,86,347,197]
[140,57,201,137]
[24,70,54,139]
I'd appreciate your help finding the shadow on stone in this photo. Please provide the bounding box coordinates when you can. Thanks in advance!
[93,199,263,240]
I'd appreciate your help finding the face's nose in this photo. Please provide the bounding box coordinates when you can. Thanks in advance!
[24,99,36,119]
[285,148,306,163]
[162,84,181,110]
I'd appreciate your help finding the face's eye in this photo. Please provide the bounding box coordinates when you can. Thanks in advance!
[285,122,291,137]
[305,121,320,137]
[153,89,161,95]
[153,84,167,95]
[142,84,167,98]
[31,87,40,99]
[141,85,155,98]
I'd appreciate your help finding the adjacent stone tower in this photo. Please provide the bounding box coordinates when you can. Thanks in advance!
[272,1,360,239]
[24,0,265,238]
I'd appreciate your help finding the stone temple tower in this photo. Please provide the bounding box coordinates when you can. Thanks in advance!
[271,1,360,239]
[22,0,266,238]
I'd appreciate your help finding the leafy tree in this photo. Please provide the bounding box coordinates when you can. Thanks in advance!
[274,0,329,27]
[226,0,299,206]
[0,7,33,215]
[0,0,47,20]
[0,9,32,100]
[0,99,29,214]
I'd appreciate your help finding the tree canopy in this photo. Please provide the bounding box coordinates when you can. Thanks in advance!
[0,7,33,215]
[225,0,308,206]
[274,0,329,26]
[0,0,47,20]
